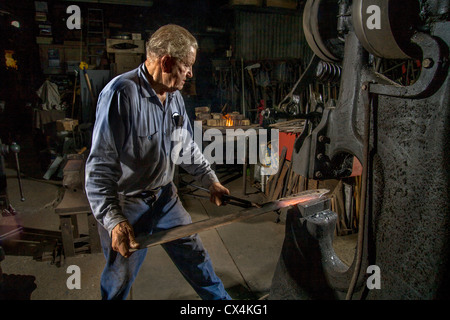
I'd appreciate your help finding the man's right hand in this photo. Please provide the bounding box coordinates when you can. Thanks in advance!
[111,221,140,258]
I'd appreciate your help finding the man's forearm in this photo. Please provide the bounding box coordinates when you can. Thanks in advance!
[85,157,127,237]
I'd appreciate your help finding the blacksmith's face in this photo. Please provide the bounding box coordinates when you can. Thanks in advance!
[169,46,196,91]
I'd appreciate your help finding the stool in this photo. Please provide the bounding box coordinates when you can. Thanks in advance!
[55,188,101,257]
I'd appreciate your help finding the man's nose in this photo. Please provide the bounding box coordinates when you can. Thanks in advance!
[186,68,193,78]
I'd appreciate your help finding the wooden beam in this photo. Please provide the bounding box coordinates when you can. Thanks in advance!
[269,146,287,200]
[271,162,289,201]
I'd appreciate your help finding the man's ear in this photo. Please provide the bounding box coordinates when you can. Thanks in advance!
[160,55,175,73]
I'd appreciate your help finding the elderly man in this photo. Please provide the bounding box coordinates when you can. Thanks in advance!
[85,24,231,300]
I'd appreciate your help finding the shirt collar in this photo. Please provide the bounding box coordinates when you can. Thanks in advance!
[138,63,156,98]
[138,63,175,100]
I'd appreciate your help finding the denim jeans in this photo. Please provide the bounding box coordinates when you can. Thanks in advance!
[97,182,231,300]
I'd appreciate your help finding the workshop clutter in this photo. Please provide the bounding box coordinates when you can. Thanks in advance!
[195,106,211,122]
[34,76,90,181]
[195,107,251,127]
[36,79,65,111]
[212,58,304,127]
[329,177,361,236]
[56,118,78,132]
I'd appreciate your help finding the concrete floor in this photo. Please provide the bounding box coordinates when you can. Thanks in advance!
[0,166,356,300]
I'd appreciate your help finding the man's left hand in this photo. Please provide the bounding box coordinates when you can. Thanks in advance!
[209,182,230,206]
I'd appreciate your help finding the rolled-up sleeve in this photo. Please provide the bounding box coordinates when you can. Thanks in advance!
[85,89,129,236]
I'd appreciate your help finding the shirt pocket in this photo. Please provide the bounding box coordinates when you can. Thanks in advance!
[137,127,161,167]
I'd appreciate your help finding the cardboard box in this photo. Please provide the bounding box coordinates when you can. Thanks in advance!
[195,106,210,113]
[195,112,211,120]
[266,0,298,9]
[56,118,79,132]
[38,44,85,72]
[114,53,143,75]
[106,39,145,54]
[230,0,263,6]
[36,36,53,45]
[132,33,142,40]
[207,119,225,126]
[230,112,244,120]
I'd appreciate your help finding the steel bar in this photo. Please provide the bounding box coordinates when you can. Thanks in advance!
[131,189,329,251]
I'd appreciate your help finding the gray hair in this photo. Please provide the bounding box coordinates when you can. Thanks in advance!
[146,24,198,61]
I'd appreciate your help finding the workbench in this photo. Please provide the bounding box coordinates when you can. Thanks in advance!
[54,188,101,257]
[54,156,101,257]
[201,124,262,195]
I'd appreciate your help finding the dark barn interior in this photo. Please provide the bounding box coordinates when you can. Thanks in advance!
[0,0,449,308]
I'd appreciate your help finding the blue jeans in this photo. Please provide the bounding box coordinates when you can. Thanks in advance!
[97,182,231,300]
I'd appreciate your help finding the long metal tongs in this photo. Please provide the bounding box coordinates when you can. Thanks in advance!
[183,182,259,208]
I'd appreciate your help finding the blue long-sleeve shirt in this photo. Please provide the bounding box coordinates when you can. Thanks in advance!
[85,63,218,235]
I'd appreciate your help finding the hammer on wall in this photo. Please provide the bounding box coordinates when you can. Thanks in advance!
[245,63,261,109]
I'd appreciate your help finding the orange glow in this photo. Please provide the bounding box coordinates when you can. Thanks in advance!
[279,195,319,206]
[223,114,234,126]
[5,50,18,70]
[277,189,330,208]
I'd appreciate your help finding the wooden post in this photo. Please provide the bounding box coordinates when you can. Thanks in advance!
[60,216,75,257]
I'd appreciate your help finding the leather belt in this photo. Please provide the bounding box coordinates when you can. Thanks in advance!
[136,188,161,199]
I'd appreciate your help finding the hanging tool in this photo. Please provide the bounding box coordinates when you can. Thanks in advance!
[79,61,96,105]
[71,69,78,119]
[245,63,261,112]
[79,61,97,122]
[241,58,245,117]
[277,54,320,113]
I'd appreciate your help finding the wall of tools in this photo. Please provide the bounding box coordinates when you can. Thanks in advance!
[212,58,303,122]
